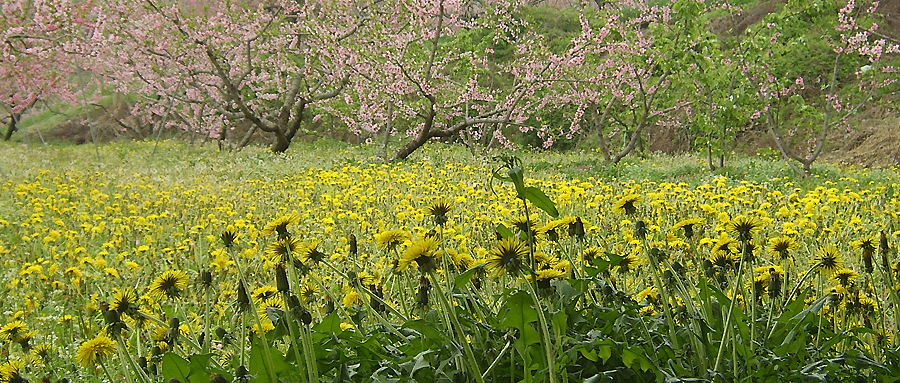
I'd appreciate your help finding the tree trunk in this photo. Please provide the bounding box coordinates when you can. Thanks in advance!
[392,110,436,161]
[380,102,393,160]
[610,109,651,164]
[3,113,19,141]
[591,100,614,162]
[271,131,291,153]
[237,125,258,150]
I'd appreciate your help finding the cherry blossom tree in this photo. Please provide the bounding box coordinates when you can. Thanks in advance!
[91,0,367,152]
[742,0,899,175]
[337,0,564,161]
[1,0,93,141]
[538,0,707,163]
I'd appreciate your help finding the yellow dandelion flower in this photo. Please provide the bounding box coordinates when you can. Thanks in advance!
[32,343,52,358]
[484,237,529,277]
[111,288,141,318]
[813,244,843,276]
[0,359,26,382]
[768,237,797,260]
[343,290,362,308]
[639,306,657,316]
[339,322,355,331]
[0,321,27,342]
[374,229,410,251]
[672,217,703,239]
[76,333,116,367]
[832,268,859,288]
[252,285,279,303]
[636,286,658,303]
[266,236,302,261]
[262,213,300,238]
[612,194,642,215]
[728,216,763,243]
[398,236,441,273]
[147,270,189,300]
[425,199,453,226]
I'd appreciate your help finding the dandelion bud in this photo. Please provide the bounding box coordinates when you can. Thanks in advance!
[569,217,585,241]
[103,309,121,326]
[237,283,250,312]
[286,294,301,311]
[151,345,162,356]
[236,366,249,382]
[416,276,431,308]
[221,229,237,248]
[863,253,874,274]
[300,310,313,326]
[325,298,335,314]
[880,231,891,271]
[210,374,229,383]
[215,327,228,340]
[768,268,783,299]
[275,263,290,293]
[138,356,148,370]
[601,284,613,298]
[663,269,674,286]
[167,317,180,344]
[199,270,213,289]
[634,220,646,240]
[349,233,358,256]
[828,288,841,307]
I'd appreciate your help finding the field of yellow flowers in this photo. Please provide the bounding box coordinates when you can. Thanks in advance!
[1,140,899,382]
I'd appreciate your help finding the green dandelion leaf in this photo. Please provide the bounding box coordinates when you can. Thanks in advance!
[500,291,541,346]
[523,186,559,218]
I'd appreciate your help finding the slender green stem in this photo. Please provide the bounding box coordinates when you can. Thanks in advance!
[99,360,117,383]
[428,270,486,383]
[713,253,746,375]
[522,275,558,383]
[240,313,247,367]
[646,245,680,353]
[482,338,513,380]
[300,324,319,383]
[815,274,824,353]
[281,292,307,382]
[228,248,279,383]
[116,335,152,383]
[203,288,212,355]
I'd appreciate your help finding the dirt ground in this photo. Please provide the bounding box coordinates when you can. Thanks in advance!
[822,111,900,167]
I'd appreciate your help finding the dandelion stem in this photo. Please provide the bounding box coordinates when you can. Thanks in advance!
[99,360,117,383]
[116,335,152,383]
[228,248,279,383]
[521,273,558,383]
[428,270,485,383]
[482,338,513,380]
[281,292,307,381]
[713,252,747,376]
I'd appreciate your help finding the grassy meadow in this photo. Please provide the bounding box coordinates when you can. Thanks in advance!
[1,139,900,382]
